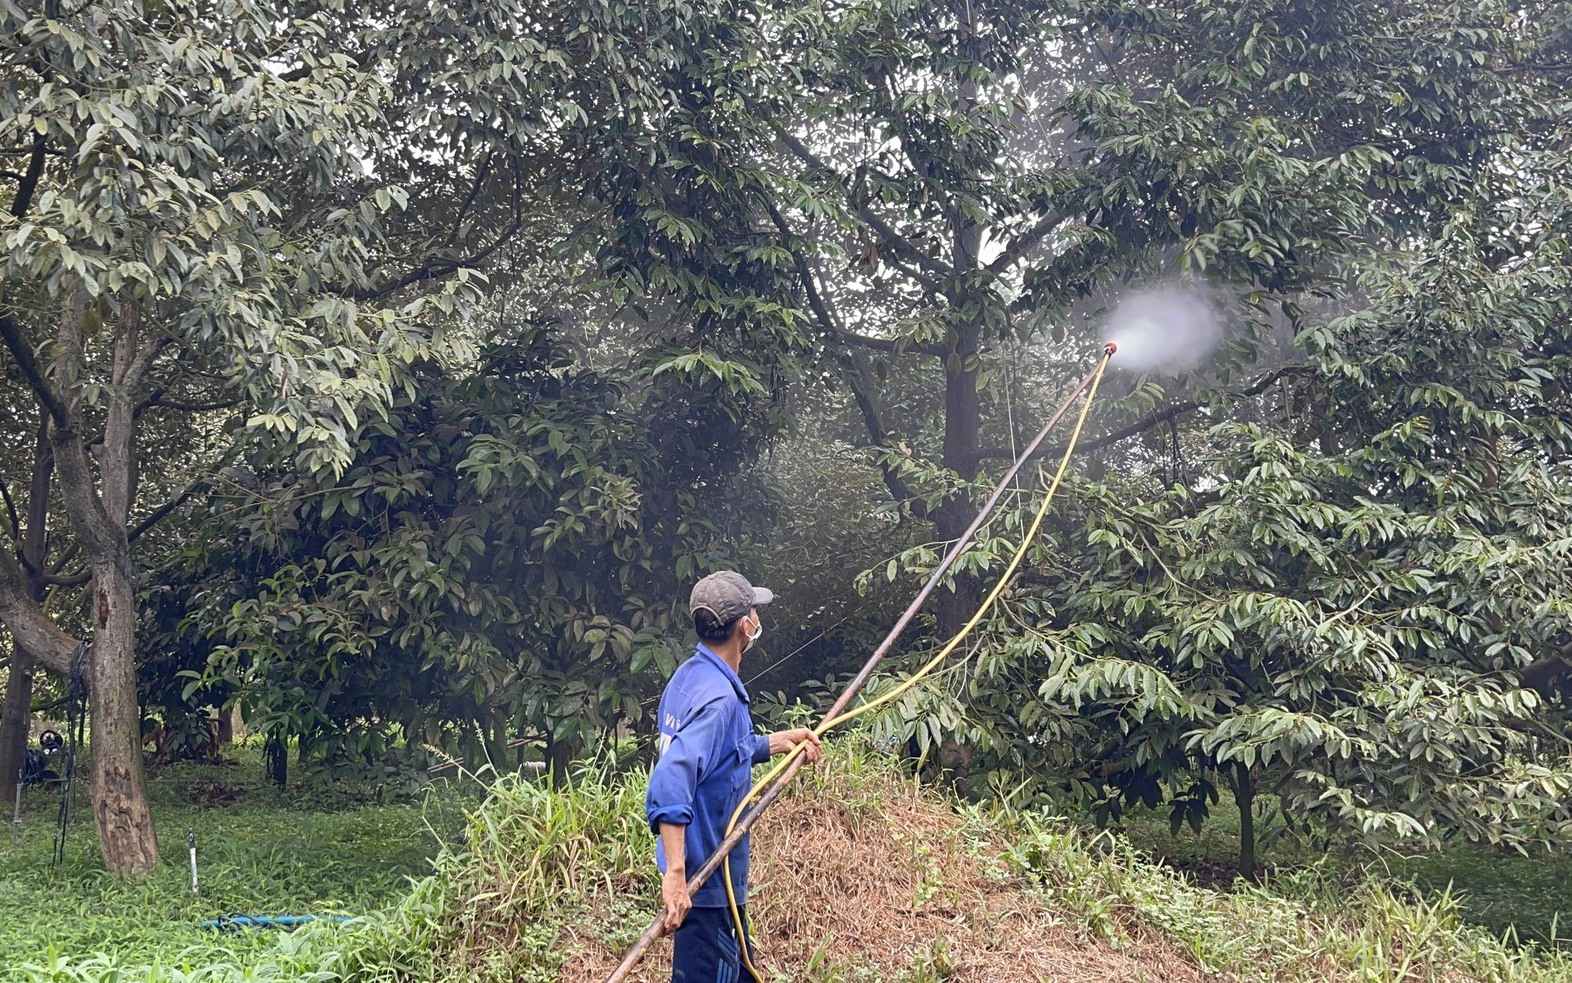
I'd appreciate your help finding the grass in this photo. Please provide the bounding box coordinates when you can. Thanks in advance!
[1000,815,1572,982]
[1389,848,1572,945]
[423,740,1572,982]
[422,759,657,981]
[1112,799,1572,946]
[0,745,460,981]
[5,739,1572,982]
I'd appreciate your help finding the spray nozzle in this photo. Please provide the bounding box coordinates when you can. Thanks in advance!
[1102,342,1118,356]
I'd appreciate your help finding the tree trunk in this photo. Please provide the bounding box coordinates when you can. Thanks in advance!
[929,12,987,786]
[936,7,985,643]
[487,712,513,770]
[544,732,578,786]
[47,293,160,877]
[936,317,984,639]
[0,654,35,807]
[86,564,158,876]
[1231,762,1258,882]
[265,734,288,786]
[0,426,57,809]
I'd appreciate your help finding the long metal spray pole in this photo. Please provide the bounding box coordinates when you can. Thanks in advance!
[605,346,1115,983]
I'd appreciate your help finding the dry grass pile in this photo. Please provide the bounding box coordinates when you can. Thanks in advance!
[435,748,1572,983]
[558,761,1209,982]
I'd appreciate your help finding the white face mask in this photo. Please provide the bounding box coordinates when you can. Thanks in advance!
[742,613,763,654]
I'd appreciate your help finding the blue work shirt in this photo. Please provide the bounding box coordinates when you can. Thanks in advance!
[646,644,772,908]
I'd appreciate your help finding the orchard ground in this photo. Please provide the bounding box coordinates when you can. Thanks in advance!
[3,739,1570,982]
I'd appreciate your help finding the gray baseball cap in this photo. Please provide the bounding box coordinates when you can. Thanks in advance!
[689,571,774,625]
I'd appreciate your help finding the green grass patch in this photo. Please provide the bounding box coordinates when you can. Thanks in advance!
[8,741,1572,982]
[1112,800,1572,946]
[1389,848,1572,945]
[995,810,1572,982]
[0,748,459,981]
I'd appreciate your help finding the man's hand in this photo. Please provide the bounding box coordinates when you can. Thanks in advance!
[768,727,822,762]
[659,869,691,935]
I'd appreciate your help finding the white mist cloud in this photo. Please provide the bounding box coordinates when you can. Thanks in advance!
[1100,285,1223,373]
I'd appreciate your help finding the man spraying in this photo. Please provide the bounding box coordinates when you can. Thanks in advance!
[645,571,821,982]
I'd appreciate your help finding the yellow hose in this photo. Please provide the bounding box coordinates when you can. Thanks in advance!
[721,355,1110,980]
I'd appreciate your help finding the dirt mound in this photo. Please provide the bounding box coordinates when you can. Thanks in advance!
[558,767,1209,982]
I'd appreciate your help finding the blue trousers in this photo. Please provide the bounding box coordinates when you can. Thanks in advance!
[672,904,756,983]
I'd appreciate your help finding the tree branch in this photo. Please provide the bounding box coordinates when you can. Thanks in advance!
[858,234,949,297]
[47,541,80,577]
[10,133,48,219]
[127,470,215,545]
[41,568,90,588]
[447,149,495,248]
[350,156,525,301]
[763,201,927,514]
[0,312,70,426]
[985,210,1066,277]
[840,331,945,357]
[123,316,167,395]
[0,545,77,676]
[31,694,68,713]
[138,363,245,414]
[22,426,55,583]
[141,394,245,414]
[973,365,1318,464]
[49,296,125,561]
[102,298,145,524]
[1094,38,1128,87]
[0,474,19,542]
[774,128,953,293]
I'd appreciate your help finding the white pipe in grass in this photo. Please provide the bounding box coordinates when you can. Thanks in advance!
[188,828,199,895]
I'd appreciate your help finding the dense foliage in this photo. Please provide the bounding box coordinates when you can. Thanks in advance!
[0,0,473,873]
[0,0,1570,881]
[152,324,751,777]
[822,2,1572,872]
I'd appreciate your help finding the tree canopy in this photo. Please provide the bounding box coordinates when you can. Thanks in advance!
[1,0,1570,878]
